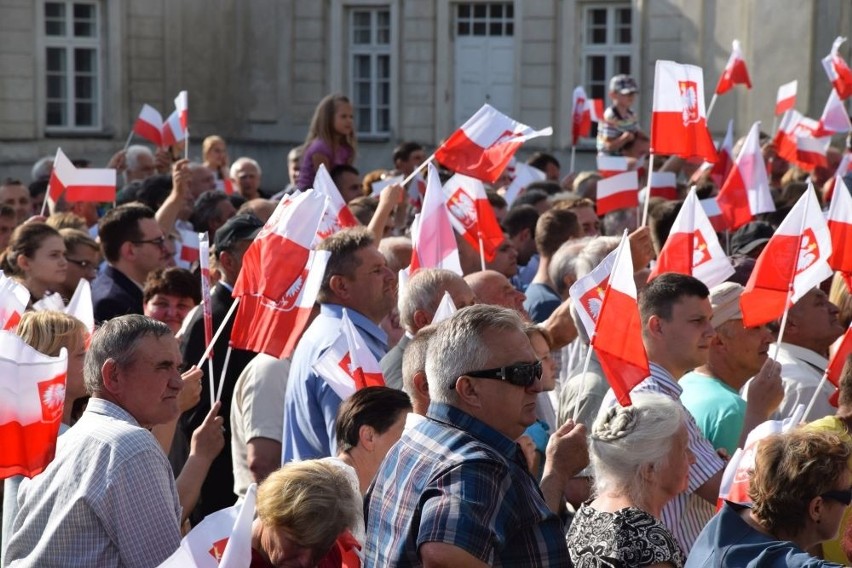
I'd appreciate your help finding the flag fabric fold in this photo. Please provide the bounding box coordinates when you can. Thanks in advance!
[827,323,852,390]
[409,164,462,275]
[596,155,629,178]
[431,291,458,324]
[64,279,94,334]
[716,121,775,231]
[503,163,545,206]
[596,170,639,216]
[715,39,752,95]
[133,104,164,147]
[822,37,852,100]
[0,272,31,331]
[816,88,852,136]
[568,245,617,341]
[442,173,504,263]
[775,80,798,116]
[648,171,678,200]
[48,148,116,204]
[311,163,359,242]
[827,175,852,281]
[709,119,735,189]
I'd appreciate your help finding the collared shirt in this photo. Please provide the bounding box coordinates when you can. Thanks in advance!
[363,402,569,567]
[599,362,725,553]
[768,342,833,422]
[6,399,181,568]
[282,304,388,462]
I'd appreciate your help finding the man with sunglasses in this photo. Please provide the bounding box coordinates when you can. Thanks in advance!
[92,203,169,324]
[364,304,589,567]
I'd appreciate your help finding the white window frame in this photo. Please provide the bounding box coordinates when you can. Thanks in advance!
[454,2,515,37]
[41,0,103,132]
[580,3,634,101]
[348,7,392,139]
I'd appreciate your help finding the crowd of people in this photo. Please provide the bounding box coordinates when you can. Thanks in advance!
[0,80,851,568]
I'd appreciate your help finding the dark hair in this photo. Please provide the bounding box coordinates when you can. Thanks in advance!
[335,386,412,453]
[486,189,507,210]
[316,227,375,303]
[501,204,539,238]
[116,180,145,206]
[535,209,580,258]
[347,196,378,226]
[0,203,17,219]
[526,152,560,172]
[524,181,562,196]
[0,222,62,276]
[512,188,551,209]
[190,191,230,233]
[330,164,360,188]
[28,179,48,199]
[648,199,683,254]
[392,141,424,164]
[143,267,201,304]
[98,203,156,262]
[639,272,709,324]
[136,174,173,211]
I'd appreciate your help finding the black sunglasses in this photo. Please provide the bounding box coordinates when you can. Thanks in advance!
[452,361,543,389]
[820,488,852,506]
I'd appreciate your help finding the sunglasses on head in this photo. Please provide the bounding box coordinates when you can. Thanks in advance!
[451,361,543,389]
[820,487,852,506]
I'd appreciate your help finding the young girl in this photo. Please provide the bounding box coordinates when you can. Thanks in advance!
[296,94,357,190]
[202,135,231,193]
[0,222,67,303]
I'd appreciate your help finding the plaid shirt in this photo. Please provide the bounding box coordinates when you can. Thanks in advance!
[363,403,569,567]
[5,398,182,567]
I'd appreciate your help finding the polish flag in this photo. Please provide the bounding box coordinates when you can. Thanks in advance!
[503,162,545,206]
[198,233,214,355]
[311,164,359,243]
[589,234,649,406]
[64,279,94,334]
[158,484,256,568]
[431,291,457,325]
[650,60,717,162]
[796,136,830,170]
[827,176,852,279]
[822,37,852,100]
[0,332,67,478]
[709,119,735,189]
[716,122,775,231]
[312,309,385,401]
[434,104,553,184]
[0,273,30,331]
[816,88,852,136]
[569,243,617,340]
[370,174,404,197]
[775,80,798,116]
[442,173,504,263]
[597,154,629,178]
[648,188,734,288]
[133,104,164,147]
[48,148,116,204]
[596,170,638,216]
[715,40,752,95]
[572,86,592,145]
[174,90,189,130]
[407,170,427,211]
[825,153,852,203]
[649,171,678,200]
[773,110,829,172]
[408,163,462,275]
[177,228,200,265]
[740,187,833,327]
[700,197,727,232]
[162,109,186,147]
[47,148,75,209]
[230,249,329,359]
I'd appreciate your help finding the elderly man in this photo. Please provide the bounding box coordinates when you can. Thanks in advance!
[5,315,215,567]
[229,157,264,200]
[680,283,783,456]
[381,268,475,389]
[124,145,157,183]
[464,269,527,315]
[282,227,396,462]
[364,305,588,566]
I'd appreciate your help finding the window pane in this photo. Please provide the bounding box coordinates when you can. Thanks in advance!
[615,55,631,75]
[73,3,96,37]
[74,48,96,73]
[354,55,370,79]
[47,101,66,126]
[490,22,502,36]
[47,47,66,72]
[473,4,486,18]
[357,82,371,106]
[506,3,513,18]
[74,19,95,37]
[45,2,66,36]
[352,11,371,44]
[47,75,66,99]
[591,27,606,44]
[377,55,390,78]
[506,22,513,36]
[357,108,370,131]
[491,4,503,18]
[378,81,390,105]
[588,55,606,82]
[75,101,94,126]
[378,108,389,133]
[617,7,632,25]
[473,22,486,35]
[458,21,470,35]
[590,8,607,26]
[458,4,470,18]
[75,75,94,99]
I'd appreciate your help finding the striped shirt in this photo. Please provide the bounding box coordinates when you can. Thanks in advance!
[363,402,569,567]
[599,362,724,553]
[5,398,182,567]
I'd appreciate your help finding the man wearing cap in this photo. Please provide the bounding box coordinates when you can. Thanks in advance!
[597,74,649,158]
[178,213,262,516]
[729,221,774,259]
[679,283,783,456]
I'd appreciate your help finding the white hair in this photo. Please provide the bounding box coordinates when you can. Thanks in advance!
[398,268,463,333]
[125,145,155,183]
[548,238,591,296]
[574,236,620,278]
[31,156,54,181]
[229,156,263,178]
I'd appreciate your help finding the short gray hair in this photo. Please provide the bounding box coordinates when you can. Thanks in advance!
[426,304,524,404]
[84,315,173,395]
[402,325,437,401]
[399,268,463,333]
[125,145,154,172]
[601,208,638,237]
[548,238,590,296]
[31,156,54,182]
[229,156,263,178]
[589,393,685,509]
[574,236,620,278]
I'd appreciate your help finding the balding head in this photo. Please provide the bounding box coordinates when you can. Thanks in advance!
[464,270,527,316]
[399,268,475,333]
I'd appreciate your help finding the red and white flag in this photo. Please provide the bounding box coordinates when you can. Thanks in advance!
[797,136,830,170]
[0,332,67,479]
[370,174,404,197]
[409,163,462,275]
[503,162,545,206]
[407,170,427,211]
[649,171,678,200]
[311,164,359,243]
[740,187,833,327]
[715,40,752,95]
[0,273,30,331]
[700,197,727,232]
[775,80,798,116]
[569,244,617,340]
[158,484,256,568]
[650,60,717,162]
[774,110,829,172]
[313,309,385,401]
[571,87,603,145]
[442,173,504,263]
[827,175,852,284]
[589,234,650,406]
[198,233,214,356]
[709,119,735,189]
[133,104,164,147]
[822,36,852,100]
[816,88,852,136]
[596,154,629,178]
[827,323,852,391]
[716,122,775,231]
[175,90,189,131]
[596,170,639,216]
[162,109,186,147]
[431,291,457,325]
[48,148,116,204]
[176,229,200,266]
[434,104,552,183]
[64,279,94,334]
[648,188,734,288]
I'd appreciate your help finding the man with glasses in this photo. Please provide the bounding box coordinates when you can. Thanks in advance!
[92,203,168,324]
[364,304,589,567]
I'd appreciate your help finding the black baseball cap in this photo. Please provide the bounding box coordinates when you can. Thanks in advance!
[214,213,262,254]
[730,221,774,256]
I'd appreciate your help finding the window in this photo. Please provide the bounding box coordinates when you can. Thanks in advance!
[581,5,633,100]
[350,8,391,137]
[43,1,101,130]
[455,3,514,37]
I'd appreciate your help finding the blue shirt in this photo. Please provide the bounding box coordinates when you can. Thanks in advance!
[281,304,387,462]
[523,282,562,323]
[363,402,569,567]
[680,371,746,456]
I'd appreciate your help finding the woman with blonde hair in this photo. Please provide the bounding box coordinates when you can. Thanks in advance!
[0,222,67,303]
[202,135,231,193]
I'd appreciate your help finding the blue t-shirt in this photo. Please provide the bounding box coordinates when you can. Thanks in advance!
[523,282,561,323]
[680,372,746,456]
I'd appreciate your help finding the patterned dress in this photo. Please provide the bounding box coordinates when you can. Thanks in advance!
[567,503,686,567]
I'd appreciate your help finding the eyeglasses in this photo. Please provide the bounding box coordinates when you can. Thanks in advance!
[820,488,852,506]
[131,236,167,249]
[66,258,96,270]
[451,361,543,389]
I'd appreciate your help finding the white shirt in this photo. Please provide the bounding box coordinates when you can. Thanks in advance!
[769,342,832,422]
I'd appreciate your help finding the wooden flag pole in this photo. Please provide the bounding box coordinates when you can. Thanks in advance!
[122,130,134,152]
[706,93,719,122]
[641,153,655,226]
[401,153,436,187]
